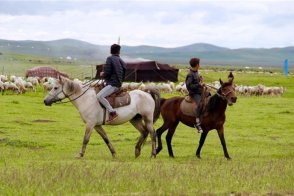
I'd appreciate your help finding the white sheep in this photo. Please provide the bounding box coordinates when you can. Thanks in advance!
[0,75,8,82]
[4,82,20,93]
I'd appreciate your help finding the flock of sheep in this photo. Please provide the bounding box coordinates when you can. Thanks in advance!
[175,81,285,96]
[0,74,285,96]
[0,75,55,93]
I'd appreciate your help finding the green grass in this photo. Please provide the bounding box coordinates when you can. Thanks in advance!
[0,52,98,79]
[0,72,294,195]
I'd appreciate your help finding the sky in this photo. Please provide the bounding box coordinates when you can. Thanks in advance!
[0,0,294,49]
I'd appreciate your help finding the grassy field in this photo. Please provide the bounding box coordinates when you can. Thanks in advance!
[0,71,294,195]
[0,52,98,79]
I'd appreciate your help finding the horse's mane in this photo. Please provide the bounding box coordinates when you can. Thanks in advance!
[206,81,232,112]
[206,94,221,113]
[66,79,82,94]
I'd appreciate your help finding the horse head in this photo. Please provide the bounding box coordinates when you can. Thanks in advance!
[44,75,80,106]
[218,72,237,106]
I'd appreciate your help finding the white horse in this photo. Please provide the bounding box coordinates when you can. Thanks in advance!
[44,76,161,158]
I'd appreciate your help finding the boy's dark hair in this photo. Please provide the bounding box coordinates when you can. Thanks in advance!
[189,58,200,67]
[111,44,121,54]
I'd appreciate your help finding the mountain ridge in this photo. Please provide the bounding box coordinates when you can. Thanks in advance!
[0,38,292,67]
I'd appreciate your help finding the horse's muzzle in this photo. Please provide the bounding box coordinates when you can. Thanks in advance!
[231,97,237,103]
[228,97,237,106]
[44,99,52,106]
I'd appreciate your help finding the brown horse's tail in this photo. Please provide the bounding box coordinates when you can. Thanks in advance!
[144,87,161,123]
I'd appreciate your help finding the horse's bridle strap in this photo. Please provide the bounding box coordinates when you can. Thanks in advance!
[217,88,234,100]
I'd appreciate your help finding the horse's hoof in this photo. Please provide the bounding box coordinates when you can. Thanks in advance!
[135,149,140,158]
[226,157,231,160]
[156,148,162,154]
[75,153,83,159]
[151,155,156,159]
[196,154,201,159]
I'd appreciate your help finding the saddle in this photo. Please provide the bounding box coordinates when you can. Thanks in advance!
[180,93,210,117]
[180,96,197,117]
[105,89,131,108]
[94,84,131,108]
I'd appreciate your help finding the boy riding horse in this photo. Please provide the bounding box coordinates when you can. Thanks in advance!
[185,58,205,133]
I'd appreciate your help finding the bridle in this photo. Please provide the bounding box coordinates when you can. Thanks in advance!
[205,83,235,100]
[216,86,235,100]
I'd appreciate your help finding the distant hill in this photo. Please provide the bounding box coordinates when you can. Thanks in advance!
[0,38,292,67]
[0,38,108,62]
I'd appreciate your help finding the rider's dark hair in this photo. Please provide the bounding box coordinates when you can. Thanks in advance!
[189,58,200,67]
[111,44,121,55]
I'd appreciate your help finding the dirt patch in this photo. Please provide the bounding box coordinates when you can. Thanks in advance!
[32,119,56,123]
[14,120,32,125]
[0,138,51,149]
[0,138,8,142]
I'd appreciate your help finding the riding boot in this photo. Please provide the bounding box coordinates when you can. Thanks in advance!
[107,111,118,122]
[195,117,203,133]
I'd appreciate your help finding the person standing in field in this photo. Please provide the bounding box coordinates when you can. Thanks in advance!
[185,57,205,133]
[97,44,126,122]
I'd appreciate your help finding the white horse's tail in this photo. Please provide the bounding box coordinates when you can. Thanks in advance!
[144,87,161,123]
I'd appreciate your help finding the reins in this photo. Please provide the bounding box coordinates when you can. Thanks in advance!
[55,79,99,104]
[204,83,234,100]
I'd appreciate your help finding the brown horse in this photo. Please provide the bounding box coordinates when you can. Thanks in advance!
[156,72,237,160]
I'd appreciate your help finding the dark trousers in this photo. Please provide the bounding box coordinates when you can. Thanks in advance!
[191,94,202,118]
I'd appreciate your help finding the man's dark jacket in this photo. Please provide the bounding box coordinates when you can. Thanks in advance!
[185,69,203,95]
[103,55,126,88]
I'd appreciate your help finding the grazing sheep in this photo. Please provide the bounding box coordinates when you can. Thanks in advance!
[14,78,26,94]
[43,79,56,91]
[157,83,173,93]
[128,82,143,90]
[24,81,35,92]
[27,77,39,86]
[0,80,4,93]
[235,84,285,96]
[0,75,8,82]
[4,82,20,93]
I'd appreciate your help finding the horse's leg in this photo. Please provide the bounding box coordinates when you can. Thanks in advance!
[144,117,157,158]
[94,125,116,158]
[130,118,148,158]
[155,122,170,155]
[166,122,179,158]
[76,123,95,158]
[217,126,231,160]
[196,131,208,159]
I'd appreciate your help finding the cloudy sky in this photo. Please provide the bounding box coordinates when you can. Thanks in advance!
[0,0,293,49]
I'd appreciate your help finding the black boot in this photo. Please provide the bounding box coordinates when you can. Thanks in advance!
[195,118,203,133]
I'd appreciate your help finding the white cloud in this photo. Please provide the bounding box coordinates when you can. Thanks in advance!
[0,0,293,48]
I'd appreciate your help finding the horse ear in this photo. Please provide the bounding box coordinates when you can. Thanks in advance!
[219,78,223,85]
[59,75,65,84]
[59,75,63,83]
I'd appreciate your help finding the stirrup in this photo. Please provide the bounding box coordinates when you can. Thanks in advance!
[107,112,118,122]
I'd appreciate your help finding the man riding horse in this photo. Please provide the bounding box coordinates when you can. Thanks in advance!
[97,44,126,122]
